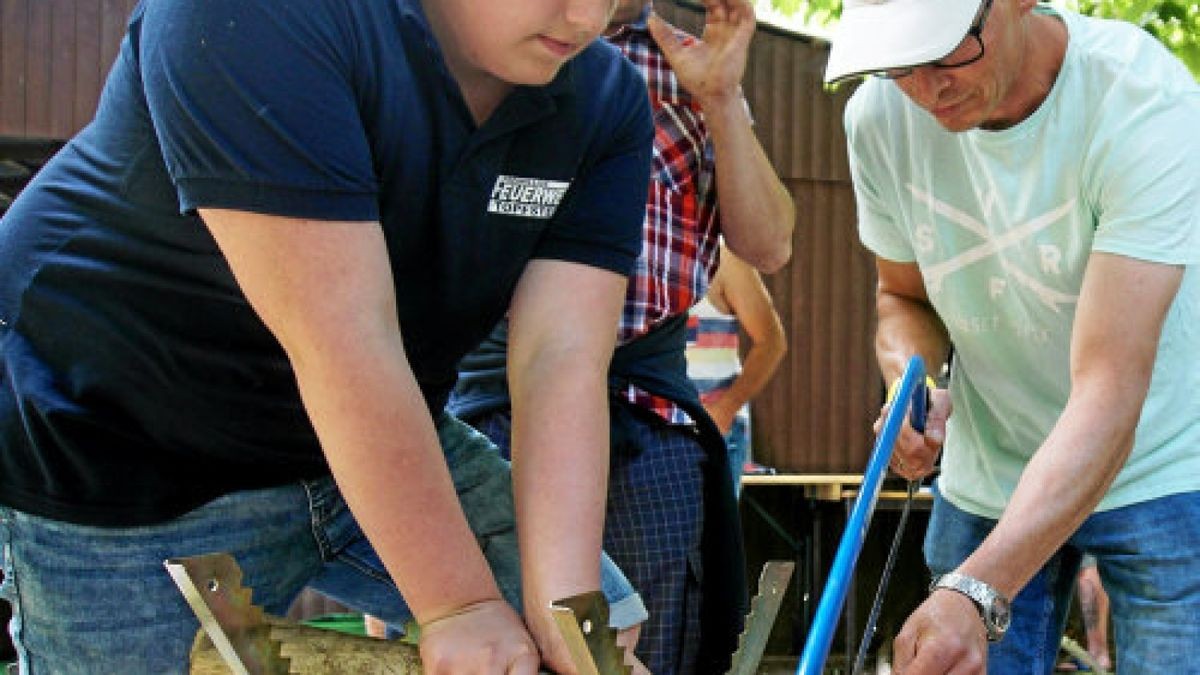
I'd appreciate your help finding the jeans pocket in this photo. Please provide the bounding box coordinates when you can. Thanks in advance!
[0,552,10,607]
[300,475,341,531]
[0,509,11,606]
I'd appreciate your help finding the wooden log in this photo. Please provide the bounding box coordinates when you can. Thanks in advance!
[189,620,423,675]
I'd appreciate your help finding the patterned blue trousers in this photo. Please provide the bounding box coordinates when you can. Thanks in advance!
[470,408,706,675]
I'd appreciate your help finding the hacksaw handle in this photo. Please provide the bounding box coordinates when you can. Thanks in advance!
[794,355,926,675]
[909,375,929,434]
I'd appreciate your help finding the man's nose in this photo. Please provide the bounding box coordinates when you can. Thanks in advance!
[904,66,953,106]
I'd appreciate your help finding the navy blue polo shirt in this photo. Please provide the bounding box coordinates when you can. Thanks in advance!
[0,0,652,525]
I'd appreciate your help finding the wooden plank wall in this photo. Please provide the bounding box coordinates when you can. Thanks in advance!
[660,1,882,473]
[0,0,137,139]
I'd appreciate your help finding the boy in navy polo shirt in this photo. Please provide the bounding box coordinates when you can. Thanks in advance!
[0,0,654,672]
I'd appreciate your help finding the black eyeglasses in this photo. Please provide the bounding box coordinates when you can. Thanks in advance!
[877,0,994,80]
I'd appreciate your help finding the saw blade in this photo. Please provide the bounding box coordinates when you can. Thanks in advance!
[165,553,291,675]
[851,480,918,675]
[727,560,795,675]
[549,590,632,675]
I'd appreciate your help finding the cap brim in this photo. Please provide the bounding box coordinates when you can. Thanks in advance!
[824,0,984,84]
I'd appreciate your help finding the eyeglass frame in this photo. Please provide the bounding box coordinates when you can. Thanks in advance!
[875,0,995,80]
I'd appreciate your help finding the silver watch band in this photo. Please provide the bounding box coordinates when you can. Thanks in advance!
[931,571,1012,642]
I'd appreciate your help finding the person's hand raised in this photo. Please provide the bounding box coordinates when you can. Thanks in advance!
[646,0,756,108]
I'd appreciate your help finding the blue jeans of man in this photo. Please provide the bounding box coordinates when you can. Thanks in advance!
[925,482,1200,674]
[0,413,641,674]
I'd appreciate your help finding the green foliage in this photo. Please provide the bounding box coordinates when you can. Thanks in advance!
[1067,0,1200,77]
[768,0,840,26]
[770,0,1200,79]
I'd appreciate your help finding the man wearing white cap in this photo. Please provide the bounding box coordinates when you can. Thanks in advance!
[827,0,1200,672]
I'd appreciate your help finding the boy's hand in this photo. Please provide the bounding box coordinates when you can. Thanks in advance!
[419,599,540,674]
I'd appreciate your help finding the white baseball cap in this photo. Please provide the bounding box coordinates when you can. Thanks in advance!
[824,0,985,84]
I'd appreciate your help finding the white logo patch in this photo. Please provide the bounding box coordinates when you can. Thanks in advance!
[488,175,570,220]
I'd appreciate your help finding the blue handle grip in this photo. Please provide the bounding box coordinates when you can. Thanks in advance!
[910,375,928,434]
[795,355,927,675]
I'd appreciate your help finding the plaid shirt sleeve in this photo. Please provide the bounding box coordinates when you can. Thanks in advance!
[609,24,726,425]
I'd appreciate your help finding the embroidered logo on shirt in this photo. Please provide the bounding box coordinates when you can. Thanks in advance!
[487,175,570,219]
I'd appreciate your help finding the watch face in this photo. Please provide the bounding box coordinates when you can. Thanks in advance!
[991,599,1012,633]
[934,573,1012,641]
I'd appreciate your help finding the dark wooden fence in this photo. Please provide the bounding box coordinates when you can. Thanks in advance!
[0,0,138,139]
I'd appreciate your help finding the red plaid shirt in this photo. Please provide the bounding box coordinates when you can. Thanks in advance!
[608,16,724,425]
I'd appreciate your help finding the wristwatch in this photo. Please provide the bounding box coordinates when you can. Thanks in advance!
[930,572,1012,642]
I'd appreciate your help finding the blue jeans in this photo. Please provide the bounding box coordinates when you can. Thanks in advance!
[925,482,1200,674]
[0,413,640,674]
[725,414,749,498]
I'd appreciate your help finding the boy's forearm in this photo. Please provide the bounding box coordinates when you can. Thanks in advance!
[293,338,501,624]
[510,356,609,599]
[504,258,627,626]
[197,209,500,622]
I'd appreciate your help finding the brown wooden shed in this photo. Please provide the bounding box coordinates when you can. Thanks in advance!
[0,0,139,210]
[0,0,137,140]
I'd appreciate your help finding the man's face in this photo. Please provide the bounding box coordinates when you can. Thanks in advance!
[429,0,618,87]
[892,0,1025,132]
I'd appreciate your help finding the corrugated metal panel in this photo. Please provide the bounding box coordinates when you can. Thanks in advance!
[0,0,137,139]
[661,1,880,472]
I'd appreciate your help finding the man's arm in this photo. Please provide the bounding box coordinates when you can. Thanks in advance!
[703,251,786,434]
[703,92,794,273]
[198,209,539,674]
[647,0,794,273]
[875,258,952,383]
[895,252,1184,674]
[505,258,629,672]
[875,257,953,479]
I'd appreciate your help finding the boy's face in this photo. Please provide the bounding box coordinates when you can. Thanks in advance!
[432,0,619,87]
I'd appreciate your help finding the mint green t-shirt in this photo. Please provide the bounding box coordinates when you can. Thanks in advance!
[847,8,1200,519]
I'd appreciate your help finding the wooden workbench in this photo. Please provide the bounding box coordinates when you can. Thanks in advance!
[740,473,933,667]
